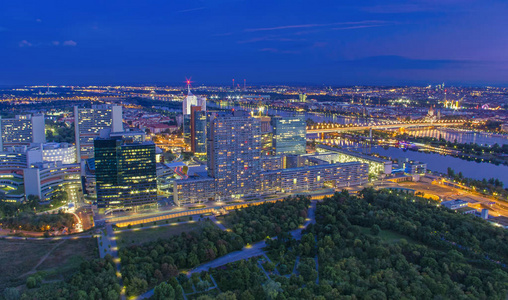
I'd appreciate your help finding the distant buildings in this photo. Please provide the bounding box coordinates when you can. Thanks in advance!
[0,114,46,150]
[501,124,508,133]
[94,137,157,209]
[271,115,306,155]
[74,105,123,162]
[400,158,427,175]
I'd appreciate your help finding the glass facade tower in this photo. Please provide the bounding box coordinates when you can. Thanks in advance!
[271,115,306,155]
[94,138,157,209]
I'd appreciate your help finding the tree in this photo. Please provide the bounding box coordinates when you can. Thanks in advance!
[216,291,238,300]
[3,288,19,300]
[153,282,175,300]
[371,224,381,236]
[263,280,282,300]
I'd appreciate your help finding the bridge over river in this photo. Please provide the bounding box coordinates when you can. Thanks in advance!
[307,120,466,134]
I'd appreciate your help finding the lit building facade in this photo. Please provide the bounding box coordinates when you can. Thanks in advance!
[271,115,306,155]
[74,105,123,162]
[173,177,215,205]
[191,108,207,154]
[94,138,157,209]
[23,162,81,202]
[0,114,46,150]
[39,143,77,164]
[316,145,392,175]
[0,148,27,202]
[207,111,262,200]
[261,161,368,193]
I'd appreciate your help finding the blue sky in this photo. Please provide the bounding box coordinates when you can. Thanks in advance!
[1,0,507,86]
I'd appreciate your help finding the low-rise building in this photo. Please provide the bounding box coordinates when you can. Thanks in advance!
[23,162,81,202]
[440,199,469,210]
[316,145,392,175]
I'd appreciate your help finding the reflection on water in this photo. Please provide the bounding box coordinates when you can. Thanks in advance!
[403,128,508,146]
[316,137,508,184]
[371,146,508,184]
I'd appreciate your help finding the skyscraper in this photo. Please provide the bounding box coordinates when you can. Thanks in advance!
[190,107,207,154]
[207,111,262,199]
[0,114,46,150]
[74,105,123,162]
[271,115,306,155]
[182,86,198,116]
[94,138,157,209]
[183,84,207,152]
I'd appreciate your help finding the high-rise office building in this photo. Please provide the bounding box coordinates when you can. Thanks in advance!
[74,105,123,162]
[190,107,207,154]
[0,114,46,150]
[94,138,157,209]
[182,86,206,116]
[207,111,262,199]
[271,115,306,155]
[183,86,207,149]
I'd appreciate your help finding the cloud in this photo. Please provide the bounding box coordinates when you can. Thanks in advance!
[52,41,60,46]
[63,40,77,46]
[177,7,206,13]
[312,42,328,48]
[19,40,32,47]
[0,26,7,32]
[337,55,474,70]
[332,24,387,30]
[259,48,300,54]
[260,48,279,53]
[212,32,233,37]
[245,21,388,32]
[36,18,42,22]
[238,37,305,44]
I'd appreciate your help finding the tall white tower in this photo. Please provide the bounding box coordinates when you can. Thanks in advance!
[182,80,197,115]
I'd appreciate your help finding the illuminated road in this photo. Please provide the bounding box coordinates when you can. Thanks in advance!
[396,180,508,217]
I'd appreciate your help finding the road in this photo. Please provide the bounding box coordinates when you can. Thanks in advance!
[397,180,508,217]
[0,233,95,241]
[98,225,125,299]
[208,216,227,231]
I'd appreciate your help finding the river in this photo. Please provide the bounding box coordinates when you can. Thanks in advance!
[369,146,508,184]
[402,128,508,146]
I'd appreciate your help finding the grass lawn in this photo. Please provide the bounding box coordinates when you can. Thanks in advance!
[359,226,418,244]
[116,222,201,246]
[37,238,98,280]
[119,216,194,229]
[0,238,98,291]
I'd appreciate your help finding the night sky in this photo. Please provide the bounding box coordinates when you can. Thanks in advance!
[1,0,507,86]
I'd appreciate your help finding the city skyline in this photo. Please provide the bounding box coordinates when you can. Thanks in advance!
[1,0,508,86]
